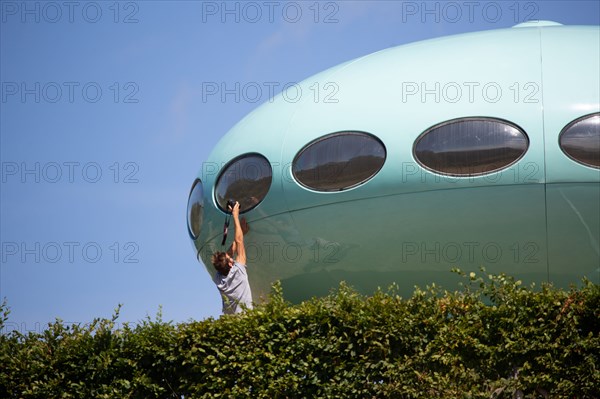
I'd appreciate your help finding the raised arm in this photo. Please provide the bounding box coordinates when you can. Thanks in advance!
[226,216,249,257]
[231,202,247,266]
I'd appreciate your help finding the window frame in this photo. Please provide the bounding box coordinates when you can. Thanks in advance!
[412,117,530,177]
[213,152,273,214]
[558,113,600,169]
[187,178,204,240]
[292,131,387,192]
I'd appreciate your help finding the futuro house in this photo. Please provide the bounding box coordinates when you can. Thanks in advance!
[188,22,600,303]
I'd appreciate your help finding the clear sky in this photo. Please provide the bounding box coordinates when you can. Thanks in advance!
[1,0,599,331]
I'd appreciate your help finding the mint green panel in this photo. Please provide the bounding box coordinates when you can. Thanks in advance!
[276,26,548,297]
[546,184,600,286]
[282,184,547,303]
[282,27,546,208]
[541,27,599,182]
[541,26,600,285]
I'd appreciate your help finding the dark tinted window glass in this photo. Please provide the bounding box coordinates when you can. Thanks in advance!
[414,118,529,176]
[187,179,204,239]
[215,153,272,213]
[559,113,600,168]
[293,132,386,192]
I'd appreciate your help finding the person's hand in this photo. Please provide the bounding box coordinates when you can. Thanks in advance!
[231,201,240,218]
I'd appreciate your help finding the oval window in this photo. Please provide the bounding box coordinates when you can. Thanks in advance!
[214,153,272,213]
[559,113,600,169]
[414,118,529,176]
[187,179,204,239]
[292,131,386,192]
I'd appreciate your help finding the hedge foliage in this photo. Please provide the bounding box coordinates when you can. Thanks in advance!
[1,270,598,398]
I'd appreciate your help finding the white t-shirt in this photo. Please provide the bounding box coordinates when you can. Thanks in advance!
[213,261,253,314]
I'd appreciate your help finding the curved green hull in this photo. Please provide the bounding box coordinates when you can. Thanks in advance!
[191,23,600,302]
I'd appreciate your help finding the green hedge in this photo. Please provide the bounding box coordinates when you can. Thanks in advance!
[1,270,598,398]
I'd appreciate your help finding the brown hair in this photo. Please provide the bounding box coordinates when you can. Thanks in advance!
[211,251,230,275]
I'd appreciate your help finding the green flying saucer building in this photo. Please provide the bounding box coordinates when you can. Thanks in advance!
[188,22,599,303]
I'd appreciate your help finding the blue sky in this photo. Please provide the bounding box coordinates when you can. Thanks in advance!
[1,0,599,331]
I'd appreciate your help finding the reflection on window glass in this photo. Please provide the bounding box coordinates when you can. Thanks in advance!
[414,118,529,176]
[559,113,600,168]
[187,179,204,239]
[215,153,272,213]
[293,131,386,191]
